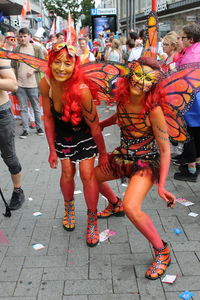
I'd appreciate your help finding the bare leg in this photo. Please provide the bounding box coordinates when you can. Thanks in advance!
[11,173,22,189]
[60,159,76,201]
[79,157,99,246]
[123,173,164,249]
[79,158,98,210]
[95,165,119,204]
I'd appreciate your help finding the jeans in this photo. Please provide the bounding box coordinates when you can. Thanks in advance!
[16,87,42,132]
[0,109,22,175]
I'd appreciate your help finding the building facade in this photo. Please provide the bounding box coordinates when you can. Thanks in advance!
[0,0,49,36]
[99,0,200,36]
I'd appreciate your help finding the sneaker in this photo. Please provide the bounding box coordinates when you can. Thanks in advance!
[9,189,25,210]
[37,128,44,136]
[29,121,36,129]
[19,131,28,139]
[174,170,198,182]
[179,164,200,175]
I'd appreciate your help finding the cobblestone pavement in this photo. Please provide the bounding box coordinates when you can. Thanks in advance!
[0,104,200,300]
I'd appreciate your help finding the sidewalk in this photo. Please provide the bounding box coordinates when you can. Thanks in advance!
[0,104,200,300]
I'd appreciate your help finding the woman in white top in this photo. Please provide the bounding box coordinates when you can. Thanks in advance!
[104,39,122,63]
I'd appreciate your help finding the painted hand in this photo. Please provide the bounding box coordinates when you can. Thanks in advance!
[158,186,176,208]
[48,151,58,169]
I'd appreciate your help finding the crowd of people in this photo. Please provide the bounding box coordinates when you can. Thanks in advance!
[0,21,200,280]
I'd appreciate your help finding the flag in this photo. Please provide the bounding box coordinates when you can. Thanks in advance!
[66,12,77,45]
[50,18,56,36]
[21,0,31,19]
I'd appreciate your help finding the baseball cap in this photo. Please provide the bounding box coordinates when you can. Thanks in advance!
[4,32,15,38]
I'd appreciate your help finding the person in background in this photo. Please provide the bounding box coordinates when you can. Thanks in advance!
[104,38,122,63]
[4,32,17,51]
[162,32,178,71]
[128,30,144,62]
[174,24,200,182]
[124,39,135,64]
[78,37,95,64]
[55,32,65,44]
[32,35,48,58]
[11,27,44,139]
[0,34,5,48]
[0,57,25,210]
[46,34,56,51]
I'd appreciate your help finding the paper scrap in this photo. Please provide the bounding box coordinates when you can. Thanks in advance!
[32,243,45,250]
[33,212,42,217]
[74,190,82,194]
[188,212,198,217]
[35,169,40,171]
[162,274,177,284]
[179,290,194,300]
[176,198,194,207]
[104,133,111,137]
[121,183,128,187]
[104,110,109,112]
[101,195,107,200]
[99,229,116,242]
[173,228,183,235]
[0,231,9,244]
[28,197,33,201]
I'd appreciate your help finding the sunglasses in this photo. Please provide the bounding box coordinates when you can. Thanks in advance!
[52,42,78,57]
[7,38,16,41]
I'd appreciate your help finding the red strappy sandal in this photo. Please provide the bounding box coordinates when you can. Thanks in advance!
[97,197,125,218]
[145,241,171,280]
[86,209,99,247]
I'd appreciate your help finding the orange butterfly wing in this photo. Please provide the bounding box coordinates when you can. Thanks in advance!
[156,64,200,142]
[0,49,48,73]
[142,11,158,59]
[81,62,130,103]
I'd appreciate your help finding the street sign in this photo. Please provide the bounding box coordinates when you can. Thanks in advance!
[91,8,97,15]
[91,8,116,16]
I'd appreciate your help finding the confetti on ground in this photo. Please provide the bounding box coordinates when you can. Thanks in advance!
[179,290,194,300]
[104,110,109,112]
[28,197,33,201]
[173,228,183,235]
[74,190,82,195]
[35,169,40,171]
[188,212,198,217]
[104,133,111,137]
[0,232,9,244]
[176,198,194,207]
[33,212,42,217]
[121,183,128,187]
[162,274,177,284]
[32,243,45,250]
[67,250,73,254]
[109,107,116,110]
[99,229,116,242]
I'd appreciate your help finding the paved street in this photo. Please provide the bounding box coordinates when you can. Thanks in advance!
[0,104,200,300]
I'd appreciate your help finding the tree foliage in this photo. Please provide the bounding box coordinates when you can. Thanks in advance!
[43,0,81,25]
[80,0,95,27]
